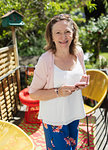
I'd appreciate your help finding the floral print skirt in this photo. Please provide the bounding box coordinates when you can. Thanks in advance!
[43,120,79,150]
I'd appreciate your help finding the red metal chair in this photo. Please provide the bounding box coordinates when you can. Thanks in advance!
[19,88,42,124]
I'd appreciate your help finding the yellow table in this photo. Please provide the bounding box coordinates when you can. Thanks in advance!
[0,120,35,150]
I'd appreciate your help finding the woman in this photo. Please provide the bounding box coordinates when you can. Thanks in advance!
[29,14,89,150]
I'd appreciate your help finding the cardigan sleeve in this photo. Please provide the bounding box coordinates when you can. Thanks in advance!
[76,46,86,74]
[28,54,48,94]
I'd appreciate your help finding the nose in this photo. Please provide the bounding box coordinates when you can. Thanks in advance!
[61,33,67,40]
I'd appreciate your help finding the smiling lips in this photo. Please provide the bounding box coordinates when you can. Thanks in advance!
[59,40,68,44]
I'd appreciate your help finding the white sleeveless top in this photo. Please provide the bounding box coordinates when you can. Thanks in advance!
[38,57,86,125]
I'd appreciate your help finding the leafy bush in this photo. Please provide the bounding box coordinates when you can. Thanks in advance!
[93,58,108,69]
[18,34,46,56]
[79,15,108,62]
[85,57,108,69]
[0,0,98,56]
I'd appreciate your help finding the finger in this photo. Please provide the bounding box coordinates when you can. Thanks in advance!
[64,86,76,92]
[77,85,86,89]
[76,88,79,91]
[64,85,75,89]
[87,75,90,84]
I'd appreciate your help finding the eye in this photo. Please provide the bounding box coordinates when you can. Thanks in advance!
[56,31,60,34]
[66,30,71,33]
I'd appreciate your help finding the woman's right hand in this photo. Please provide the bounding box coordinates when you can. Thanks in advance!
[58,85,76,97]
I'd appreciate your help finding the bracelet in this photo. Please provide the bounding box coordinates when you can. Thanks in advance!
[55,88,59,97]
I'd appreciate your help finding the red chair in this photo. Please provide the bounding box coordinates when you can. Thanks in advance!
[19,88,42,124]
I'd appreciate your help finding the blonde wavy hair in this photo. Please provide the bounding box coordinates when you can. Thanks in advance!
[44,14,80,55]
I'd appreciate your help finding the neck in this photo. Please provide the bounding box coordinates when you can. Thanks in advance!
[55,48,70,58]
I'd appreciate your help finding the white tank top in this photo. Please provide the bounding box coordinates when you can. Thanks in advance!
[38,57,86,125]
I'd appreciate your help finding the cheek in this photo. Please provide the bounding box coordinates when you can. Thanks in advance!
[52,35,59,42]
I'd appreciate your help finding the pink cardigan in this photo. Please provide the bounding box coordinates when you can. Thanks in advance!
[29,47,86,94]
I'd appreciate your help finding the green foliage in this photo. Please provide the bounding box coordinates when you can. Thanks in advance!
[27,75,33,86]
[103,0,108,13]
[85,56,108,69]
[0,0,107,58]
[79,15,108,62]
[28,64,34,67]
[0,0,48,52]
[85,61,93,69]
[93,58,108,69]
[100,52,108,60]
[18,34,46,56]
[0,0,79,55]
[86,0,97,13]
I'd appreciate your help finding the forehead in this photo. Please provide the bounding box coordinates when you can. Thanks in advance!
[52,20,72,31]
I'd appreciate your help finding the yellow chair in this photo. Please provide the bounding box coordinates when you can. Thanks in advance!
[0,120,35,150]
[82,69,108,145]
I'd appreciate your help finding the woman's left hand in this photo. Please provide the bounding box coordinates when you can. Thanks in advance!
[75,74,90,90]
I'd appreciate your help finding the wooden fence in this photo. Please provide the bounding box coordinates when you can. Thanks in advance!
[0,45,20,121]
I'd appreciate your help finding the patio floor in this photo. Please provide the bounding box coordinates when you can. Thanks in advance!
[9,104,108,150]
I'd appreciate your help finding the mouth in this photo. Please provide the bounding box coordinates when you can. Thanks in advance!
[59,40,68,44]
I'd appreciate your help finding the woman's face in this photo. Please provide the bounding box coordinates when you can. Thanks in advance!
[52,20,73,50]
